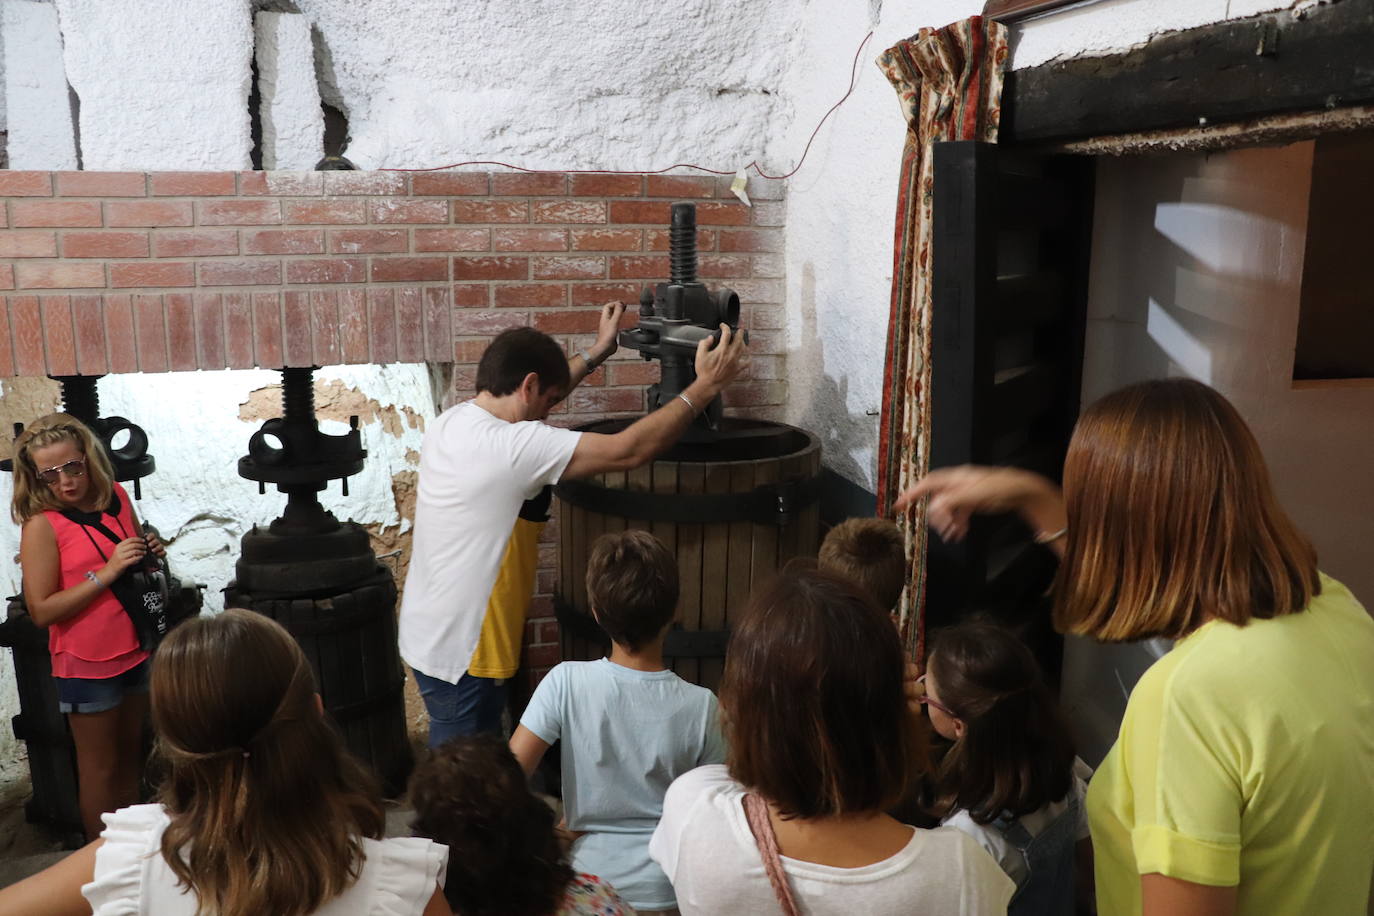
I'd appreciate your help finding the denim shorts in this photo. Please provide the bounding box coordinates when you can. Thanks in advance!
[56,658,151,715]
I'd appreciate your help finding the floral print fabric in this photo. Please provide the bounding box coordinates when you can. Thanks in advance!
[874,15,1008,658]
[559,872,636,915]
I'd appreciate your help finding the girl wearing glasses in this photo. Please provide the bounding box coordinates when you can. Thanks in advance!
[10,413,164,841]
[918,620,1093,915]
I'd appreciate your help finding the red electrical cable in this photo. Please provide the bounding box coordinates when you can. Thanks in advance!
[382,31,874,181]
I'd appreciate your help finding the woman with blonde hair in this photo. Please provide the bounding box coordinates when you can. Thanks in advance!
[11,413,163,840]
[649,564,1014,914]
[896,378,1374,916]
[0,609,451,916]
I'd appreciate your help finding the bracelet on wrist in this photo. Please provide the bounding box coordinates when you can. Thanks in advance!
[577,347,607,371]
[677,392,697,414]
[84,570,104,589]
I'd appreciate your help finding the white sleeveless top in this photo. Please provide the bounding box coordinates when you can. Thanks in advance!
[81,804,448,915]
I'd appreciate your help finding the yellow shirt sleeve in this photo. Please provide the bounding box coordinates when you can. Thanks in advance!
[1120,642,1243,887]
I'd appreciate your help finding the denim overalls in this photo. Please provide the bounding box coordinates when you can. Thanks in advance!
[997,792,1081,916]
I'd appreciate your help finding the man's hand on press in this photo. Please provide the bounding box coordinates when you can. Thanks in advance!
[693,324,748,395]
[591,301,626,362]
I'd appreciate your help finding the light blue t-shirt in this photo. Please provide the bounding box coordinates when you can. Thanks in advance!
[520,658,727,910]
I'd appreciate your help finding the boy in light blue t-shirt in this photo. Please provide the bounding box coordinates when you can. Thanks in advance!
[511,530,725,914]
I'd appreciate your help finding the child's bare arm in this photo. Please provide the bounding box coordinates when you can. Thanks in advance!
[509,724,551,778]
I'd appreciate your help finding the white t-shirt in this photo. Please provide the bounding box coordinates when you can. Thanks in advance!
[942,757,1093,887]
[81,804,448,915]
[399,400,581,683]
[650,765,1016,915]
[521,658,726,911]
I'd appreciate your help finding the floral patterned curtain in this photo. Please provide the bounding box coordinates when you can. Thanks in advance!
[876,17,1008,656]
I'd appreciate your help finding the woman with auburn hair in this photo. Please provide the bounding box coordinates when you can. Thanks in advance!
[11,414,163,841]
[649,564,1014,915]
[895,378,1374,916]
[0,609,451,916]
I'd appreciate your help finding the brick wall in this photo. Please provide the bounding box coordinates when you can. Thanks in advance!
[0,167,787,685]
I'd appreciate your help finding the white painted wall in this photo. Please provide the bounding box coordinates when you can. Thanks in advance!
[51,0,254,169]
[291,0,798,172]
[255,11,324,170]
[1064,140,1374,763]
[2,0,77,169]
[779,0,1303,492]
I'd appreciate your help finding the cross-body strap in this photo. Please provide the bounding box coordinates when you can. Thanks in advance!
[742,793,802,916]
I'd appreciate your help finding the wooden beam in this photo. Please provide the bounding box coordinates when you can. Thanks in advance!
[1001,0,1374,144]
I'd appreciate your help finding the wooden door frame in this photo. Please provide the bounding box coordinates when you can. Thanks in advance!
[995,0,1374,146]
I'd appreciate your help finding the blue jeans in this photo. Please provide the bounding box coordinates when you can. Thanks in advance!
[56,658,151,714]
[411,667,508,747]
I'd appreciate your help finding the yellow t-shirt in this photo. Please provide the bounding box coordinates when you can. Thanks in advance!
[1087,574,1374,916]
[467,489,551,680]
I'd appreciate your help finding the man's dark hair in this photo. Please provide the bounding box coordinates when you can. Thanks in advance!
[409,736,574,916]
[585,530,679,652]
[475,327,571,397]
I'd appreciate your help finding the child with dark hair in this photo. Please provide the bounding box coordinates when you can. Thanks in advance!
[510,530,725,916]
[818,516,908,614]
[409,736,632,916]
[919,621,1093,915]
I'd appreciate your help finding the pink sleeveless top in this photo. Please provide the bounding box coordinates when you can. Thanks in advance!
[42,481,148,679]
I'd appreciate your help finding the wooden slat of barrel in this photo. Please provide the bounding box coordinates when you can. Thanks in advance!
[622,466,648,537]
[750,454,781,598]
[698,465,732,690]
[583,473,611,651]
[712,461,755,689]
[355,587,386,773]
[799,448,822,560]
[774,452,804,564]
[649,461,681,675]
[314,594,349,747]
[675,463,706,685]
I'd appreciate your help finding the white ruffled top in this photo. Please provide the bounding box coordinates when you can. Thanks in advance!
[81,804,448,916]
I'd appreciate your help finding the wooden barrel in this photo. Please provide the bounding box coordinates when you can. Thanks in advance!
[225,563,413,796]
[555,419,821,692]
[0,579,202,848]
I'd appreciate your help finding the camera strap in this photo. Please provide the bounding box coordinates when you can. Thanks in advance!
[60,493,169,651]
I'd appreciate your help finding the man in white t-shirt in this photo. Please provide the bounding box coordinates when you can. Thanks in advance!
[399,302,746,745]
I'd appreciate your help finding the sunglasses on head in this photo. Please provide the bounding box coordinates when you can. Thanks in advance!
[38,458,87,485]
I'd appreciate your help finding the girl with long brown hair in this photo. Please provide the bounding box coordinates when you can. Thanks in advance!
[0,609,451,916]
[896,379,1374,916]
[11,414,162,841]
